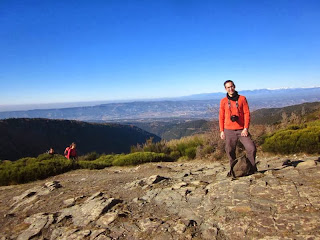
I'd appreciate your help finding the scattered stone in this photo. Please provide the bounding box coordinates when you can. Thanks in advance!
[94,235,112,240]
[190,180,208,186]
[17,213,53,240]
[108,225,126,239]
[137,217,163,232]
[200,222,218,240]
[4,213,15,218]
[50,227,91,240]
[96,212,118,227]
[175,170,192,178]
[171,182,188,190]
[146,175,169,185]
[90,229,106,240]
[87,191,104,201]
[173,223,186,234]
[10,181,62,213]
[58,193,122,227]
[68,229,91,239]
[63,198,76,207]
[44,181,62,191]
[125,175,169,189]
[296,160,318,169]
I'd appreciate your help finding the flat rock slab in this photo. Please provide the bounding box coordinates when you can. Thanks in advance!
[1,155,319,239]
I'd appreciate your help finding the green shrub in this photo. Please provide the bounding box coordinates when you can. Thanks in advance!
[132,135,207,159]
[88,152,100,160]
[81,152,100,161]
[0,155,73,186]
[78,160,110,169]
[169,151,181,160]
[131,139,171,154]
[112,152,174,166]
[211,149,225,161]
[185,147,197,159]
[171,137,204,157]
[262,121,320,154]
[196,145,216,159]
[295,128,320,153]
[37,153,55,161]
[307,120,320,127]
[78,154,115,169]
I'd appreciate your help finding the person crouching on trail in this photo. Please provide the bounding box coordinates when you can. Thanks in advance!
[219,80,257,175]
[66,142,77,160]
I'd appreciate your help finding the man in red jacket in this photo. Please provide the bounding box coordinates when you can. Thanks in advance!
[219,80,257,174]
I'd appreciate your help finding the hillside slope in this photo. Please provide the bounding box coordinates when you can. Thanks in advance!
[127,119,210,140]
[251,101,320,125]
[0,118,160,161]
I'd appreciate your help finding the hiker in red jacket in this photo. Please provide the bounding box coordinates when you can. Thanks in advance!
[66,142,77,160]
[64,145,71,158]
[219,80,257,175]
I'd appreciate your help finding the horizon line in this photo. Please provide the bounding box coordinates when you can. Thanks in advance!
[0,86,319,113]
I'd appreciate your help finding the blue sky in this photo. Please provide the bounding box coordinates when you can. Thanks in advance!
[1,0,319,106]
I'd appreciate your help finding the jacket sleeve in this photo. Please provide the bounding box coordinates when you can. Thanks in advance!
[67,149,71,159]
[219,99,225,132]
[242,97,250,129]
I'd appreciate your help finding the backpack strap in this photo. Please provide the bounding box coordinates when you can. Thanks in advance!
[230,159,238,179]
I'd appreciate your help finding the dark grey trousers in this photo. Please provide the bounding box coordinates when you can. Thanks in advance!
[224,129,256,167]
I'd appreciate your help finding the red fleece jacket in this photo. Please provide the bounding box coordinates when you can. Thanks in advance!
[67,148,77,159]
[219,95,250,132]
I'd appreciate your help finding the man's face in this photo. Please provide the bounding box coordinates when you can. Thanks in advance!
[225,82,236,96]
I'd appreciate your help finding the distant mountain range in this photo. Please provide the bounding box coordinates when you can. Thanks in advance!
[0,87,319,121]
[0,118,160,161]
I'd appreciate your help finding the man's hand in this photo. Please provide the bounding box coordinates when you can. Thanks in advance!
[241,128,248,137]
[220,131,225,140]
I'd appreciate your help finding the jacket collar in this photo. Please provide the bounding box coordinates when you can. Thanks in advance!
[227,91,239,101]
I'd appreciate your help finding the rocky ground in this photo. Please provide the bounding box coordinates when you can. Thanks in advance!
[0,154,320,240]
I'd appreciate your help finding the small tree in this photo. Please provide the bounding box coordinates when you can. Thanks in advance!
[289,112,301,125]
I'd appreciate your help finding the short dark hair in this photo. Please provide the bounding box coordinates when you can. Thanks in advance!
[224,80,235,87]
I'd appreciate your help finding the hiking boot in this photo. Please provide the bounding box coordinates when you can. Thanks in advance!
[227,171,232,177]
